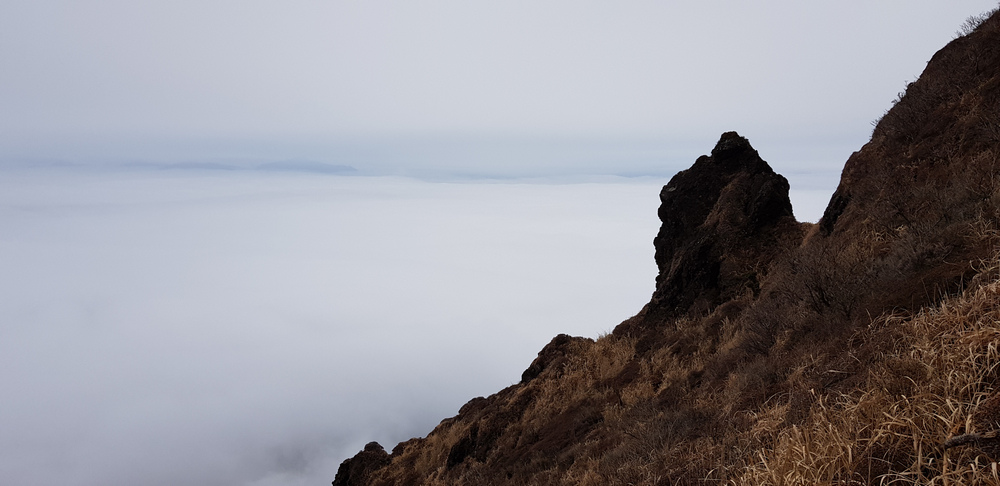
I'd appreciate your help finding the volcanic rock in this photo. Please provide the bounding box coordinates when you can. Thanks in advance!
[617,132,803,335]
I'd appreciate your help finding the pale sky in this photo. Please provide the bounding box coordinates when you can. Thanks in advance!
[2,1,998,171]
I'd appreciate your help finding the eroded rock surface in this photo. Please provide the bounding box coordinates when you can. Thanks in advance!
[618,132,803,334]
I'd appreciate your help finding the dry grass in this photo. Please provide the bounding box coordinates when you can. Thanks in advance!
[735,257,1000,485]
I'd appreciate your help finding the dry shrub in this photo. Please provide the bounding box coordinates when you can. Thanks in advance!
[956,7,1000,38]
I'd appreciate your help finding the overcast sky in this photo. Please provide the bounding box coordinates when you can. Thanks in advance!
[2,1,998,174]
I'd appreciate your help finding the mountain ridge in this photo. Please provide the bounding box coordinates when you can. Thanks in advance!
[334,8,1000,484]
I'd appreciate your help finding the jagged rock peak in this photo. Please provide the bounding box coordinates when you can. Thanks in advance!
[622,132,801,331]
[709,131,767,170]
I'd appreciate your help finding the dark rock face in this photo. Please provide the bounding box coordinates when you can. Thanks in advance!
[818,191,850,236]
[332,442,391,486]
[620,132,801,333]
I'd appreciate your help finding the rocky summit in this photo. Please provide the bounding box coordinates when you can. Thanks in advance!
[335,8,1000,485]
[621,131,803,334]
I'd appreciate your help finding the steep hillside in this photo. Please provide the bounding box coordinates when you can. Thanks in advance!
[334,9,1000,485]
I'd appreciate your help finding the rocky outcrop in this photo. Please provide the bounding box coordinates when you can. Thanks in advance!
[333,132,807,485]
[616,131,803,336]
[332,442,391,486]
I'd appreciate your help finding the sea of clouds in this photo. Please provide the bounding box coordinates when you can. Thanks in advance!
[0,168,687,485]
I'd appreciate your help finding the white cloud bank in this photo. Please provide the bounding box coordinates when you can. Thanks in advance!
[0,169,680,485]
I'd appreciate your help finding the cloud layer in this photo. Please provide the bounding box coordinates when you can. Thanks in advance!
[0,169,676,485]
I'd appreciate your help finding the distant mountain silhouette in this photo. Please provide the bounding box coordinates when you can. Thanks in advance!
[255,160,356,174]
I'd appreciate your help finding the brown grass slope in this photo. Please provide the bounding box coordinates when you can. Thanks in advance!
[334,10,1000,485]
